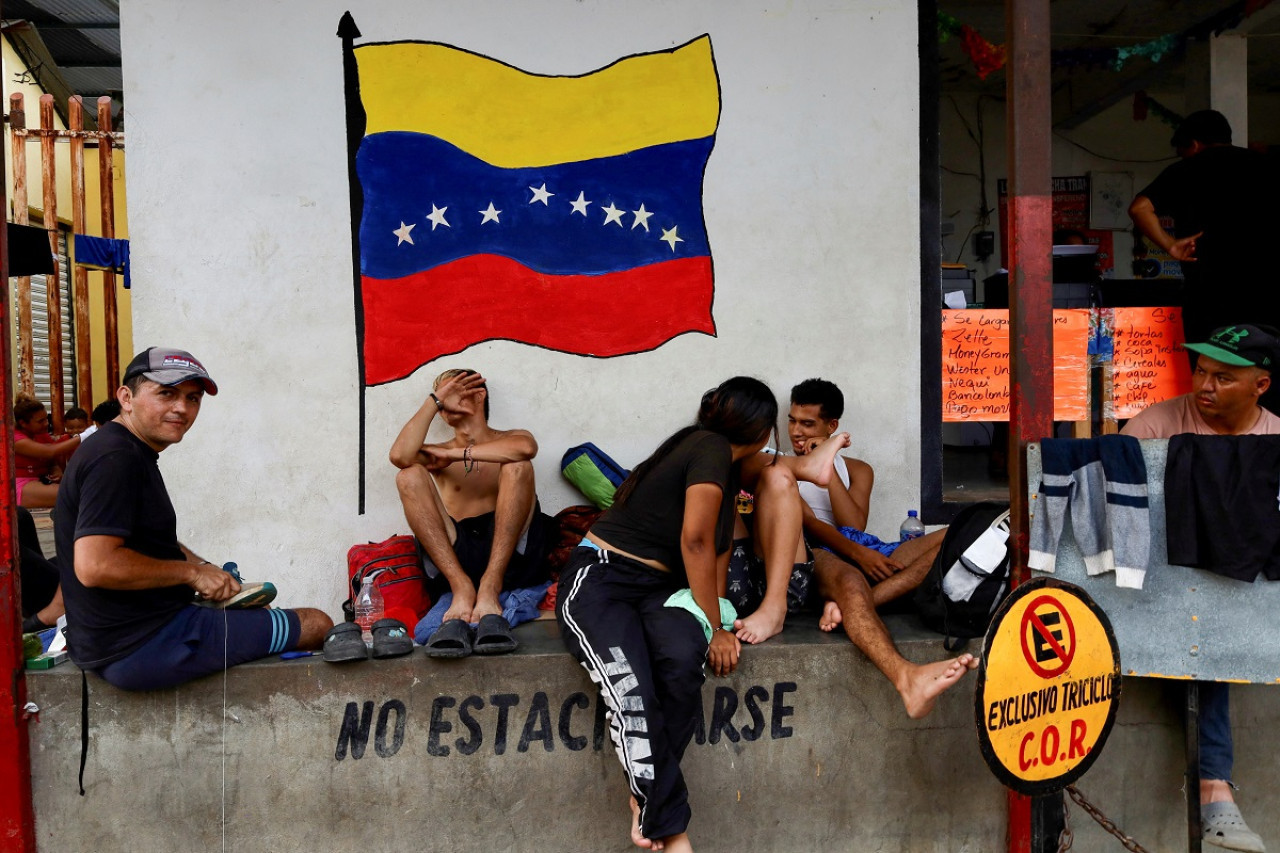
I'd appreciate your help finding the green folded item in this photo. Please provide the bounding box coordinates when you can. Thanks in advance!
[23,632,43,660]
[26,650,68,670]
[663,589,738,643]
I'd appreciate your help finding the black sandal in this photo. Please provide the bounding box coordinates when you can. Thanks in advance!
[425,619,474,658]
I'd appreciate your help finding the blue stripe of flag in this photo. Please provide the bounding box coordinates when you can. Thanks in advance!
[358,132,713,279]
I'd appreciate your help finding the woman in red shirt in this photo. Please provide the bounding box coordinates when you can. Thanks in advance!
[13,395,83,507]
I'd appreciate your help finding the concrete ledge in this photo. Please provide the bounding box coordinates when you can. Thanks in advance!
[25,617,1280,852]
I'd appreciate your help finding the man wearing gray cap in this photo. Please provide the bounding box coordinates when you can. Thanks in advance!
[54,347,332,690]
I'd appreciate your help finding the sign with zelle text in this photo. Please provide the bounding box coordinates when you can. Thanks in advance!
[942,310,1090,422]
[976,578,1121,795]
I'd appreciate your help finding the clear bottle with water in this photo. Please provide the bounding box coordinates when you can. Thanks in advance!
[900,509,925,542]
[355,573,385,645]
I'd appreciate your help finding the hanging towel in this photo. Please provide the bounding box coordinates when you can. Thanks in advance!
[1030,436,1150,588]
[1165,435,1280,582]
[74,234,130,289]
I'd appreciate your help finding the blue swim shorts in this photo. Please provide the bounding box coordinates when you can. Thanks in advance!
[97,604,300,691]
[834,527,903,558]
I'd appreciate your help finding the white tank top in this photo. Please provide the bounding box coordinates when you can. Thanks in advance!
[797,455,850,526]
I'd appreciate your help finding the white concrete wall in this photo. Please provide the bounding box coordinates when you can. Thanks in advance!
[120,0,923,612]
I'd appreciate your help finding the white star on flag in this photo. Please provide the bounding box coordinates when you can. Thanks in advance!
[393,221,416,245]
[601,202,625,226]
[660,226,684,252]
[631,204,653,232]
[570,191,591,216]
[529,183,554,205]
[479,202,502,224]
[427,204,450,230]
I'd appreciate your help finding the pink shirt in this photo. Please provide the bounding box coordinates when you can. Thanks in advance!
[1120,393,1280,438]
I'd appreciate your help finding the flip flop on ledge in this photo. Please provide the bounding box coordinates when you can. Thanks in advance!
[425,619,474,659]
[472,614,519,656]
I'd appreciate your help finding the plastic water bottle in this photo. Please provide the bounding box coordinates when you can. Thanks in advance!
[355,573,385,645]
[900,510,925,542]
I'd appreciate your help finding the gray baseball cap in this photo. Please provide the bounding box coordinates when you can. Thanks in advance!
[122,347,219,395]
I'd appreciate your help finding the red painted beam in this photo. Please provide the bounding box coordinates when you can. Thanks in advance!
[1005,0,1054,851]
[0,0,39,835]
[0,174,38,853]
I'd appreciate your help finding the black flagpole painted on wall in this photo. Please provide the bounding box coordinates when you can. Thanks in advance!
[339,11,368,514]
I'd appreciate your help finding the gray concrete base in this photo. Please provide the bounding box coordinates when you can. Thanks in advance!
[24,617,1280,852]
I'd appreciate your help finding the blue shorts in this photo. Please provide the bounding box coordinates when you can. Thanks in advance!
[833,527,902,558]
[97,605,301,691]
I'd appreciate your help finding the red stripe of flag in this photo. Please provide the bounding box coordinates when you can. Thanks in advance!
[361,254,715,384]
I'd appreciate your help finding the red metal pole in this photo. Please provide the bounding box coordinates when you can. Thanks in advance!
[1005,0,1055,850]
[0,48,40,852]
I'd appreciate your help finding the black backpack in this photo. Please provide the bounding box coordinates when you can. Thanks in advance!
[913,502,1012,650]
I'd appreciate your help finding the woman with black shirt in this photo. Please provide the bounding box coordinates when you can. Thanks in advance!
[557,377,845,852]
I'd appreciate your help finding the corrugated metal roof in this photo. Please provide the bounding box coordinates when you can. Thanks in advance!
[2,0,121,125]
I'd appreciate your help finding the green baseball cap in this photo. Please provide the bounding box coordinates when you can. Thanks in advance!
[1184,324,1280,370]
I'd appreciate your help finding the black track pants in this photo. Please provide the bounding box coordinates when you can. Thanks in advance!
[557,546,709,840]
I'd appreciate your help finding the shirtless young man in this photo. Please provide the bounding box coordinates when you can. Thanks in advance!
[795,378,974,718]
[390,369,550,655]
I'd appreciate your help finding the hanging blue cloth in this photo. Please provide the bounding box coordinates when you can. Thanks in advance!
[74,234,130,289]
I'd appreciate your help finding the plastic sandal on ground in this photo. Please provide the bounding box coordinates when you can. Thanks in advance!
[425,619,473,658]
[472,614,518,656]
[322,622,369,663]
[1202,801,1266,853]
[370,618,413,659]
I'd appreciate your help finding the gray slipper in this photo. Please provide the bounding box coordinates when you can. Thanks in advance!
[1203,801,1266,852]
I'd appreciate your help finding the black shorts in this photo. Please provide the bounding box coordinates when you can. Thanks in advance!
[724,537,816,614]
[421,503,554,598]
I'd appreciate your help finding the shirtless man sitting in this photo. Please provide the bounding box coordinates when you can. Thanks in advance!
[390,369,552,656]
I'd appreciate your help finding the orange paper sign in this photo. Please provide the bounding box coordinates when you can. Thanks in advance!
[942,310,1090,422]
[1110,307,1191,419]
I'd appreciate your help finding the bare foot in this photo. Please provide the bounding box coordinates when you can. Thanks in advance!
[661,832,692,853]
[792,432,851,487]
[1201,779,1236,805]
[819,600,843,632]
[630,797,662,850]
[897,654,978,719]
[470,593,503,623]
[734,605,787,644]
[441,590,475,625]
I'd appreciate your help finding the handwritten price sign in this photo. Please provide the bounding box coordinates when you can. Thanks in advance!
[1110,307,1191,419]
[942,310,1090,422]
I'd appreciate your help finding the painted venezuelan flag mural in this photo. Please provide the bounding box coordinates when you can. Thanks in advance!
[347,29,721,386]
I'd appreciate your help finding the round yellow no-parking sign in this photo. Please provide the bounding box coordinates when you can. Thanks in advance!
[976,578,1121,794]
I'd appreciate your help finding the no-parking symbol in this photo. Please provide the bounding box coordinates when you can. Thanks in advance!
[1020,595,1076,678]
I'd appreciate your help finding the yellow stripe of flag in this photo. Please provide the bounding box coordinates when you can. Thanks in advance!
[356,36,719,169]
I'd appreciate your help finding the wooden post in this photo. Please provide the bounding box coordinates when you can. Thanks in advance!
[69,96,93,406]
[39,94,65,431]
[8,93,35,396]
[97,96,120,389]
